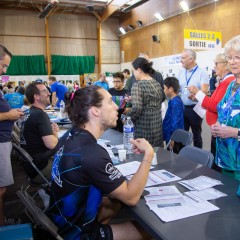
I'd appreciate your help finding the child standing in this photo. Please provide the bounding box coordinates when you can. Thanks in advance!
[108,72,128,132]
[163,77,184,153]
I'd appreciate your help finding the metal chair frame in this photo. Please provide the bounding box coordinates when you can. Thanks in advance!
[17,189,63,240]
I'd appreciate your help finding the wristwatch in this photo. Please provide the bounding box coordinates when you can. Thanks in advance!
[238,129,240,141]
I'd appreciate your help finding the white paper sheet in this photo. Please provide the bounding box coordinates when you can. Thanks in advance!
[179,176,223,191]
[115,161,153,176]
[145,186,184,208]
[150,195,219,222]
[127,169,181,187]
[184,188,227,201]
[193,102,206,118]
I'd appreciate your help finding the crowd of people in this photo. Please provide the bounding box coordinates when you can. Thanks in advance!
[0,34,239,239]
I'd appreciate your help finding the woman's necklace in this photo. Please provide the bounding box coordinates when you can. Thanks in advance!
[232,81,240,92]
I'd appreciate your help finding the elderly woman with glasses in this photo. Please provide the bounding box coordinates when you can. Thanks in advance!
[210,36,240,189]
[188,53,235,171]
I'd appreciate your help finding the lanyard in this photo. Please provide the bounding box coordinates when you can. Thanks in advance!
[221,72,232,82]
[219,81,240,123]
[185,65,198,86]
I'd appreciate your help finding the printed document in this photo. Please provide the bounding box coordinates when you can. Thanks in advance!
[145,186,185,208]
[126,169,181,187]
[179,176,223,191]
[150,195,219,222]
[115,161,153,176]
[184,188,227,201]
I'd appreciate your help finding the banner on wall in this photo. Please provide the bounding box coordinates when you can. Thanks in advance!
[184,29,222,50]
[163,54,181,66]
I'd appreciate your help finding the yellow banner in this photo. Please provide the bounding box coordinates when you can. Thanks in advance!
[184,29,222,50]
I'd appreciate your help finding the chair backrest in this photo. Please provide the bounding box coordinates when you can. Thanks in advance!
[11,131,20,146]
[171,129,193,145]
[13,121,20,136]
[165,129,193,149]
[12,143,51,187]
[179,145,214,168]
[17,190,63,240]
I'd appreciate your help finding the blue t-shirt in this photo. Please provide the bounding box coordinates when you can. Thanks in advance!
[50,81,68,107]
[47,128,125,239]
[4,92,24,109]
[162,96,184,143]
[0,98,14,142]
[94,80,109,90]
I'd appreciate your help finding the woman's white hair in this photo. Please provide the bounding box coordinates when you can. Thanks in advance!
[224,35,240,55]
[214,53,230,71]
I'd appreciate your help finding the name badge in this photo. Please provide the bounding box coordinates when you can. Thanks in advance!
[183,86,188,95]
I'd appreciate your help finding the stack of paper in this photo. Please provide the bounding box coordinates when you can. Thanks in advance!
[145,186,184,208]
[127,169,181,187]
[184,188,227,201]
[178,176,223,191]
[150,195,219,222]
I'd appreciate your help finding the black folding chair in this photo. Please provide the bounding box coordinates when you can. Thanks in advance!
[165,129,193,153]
[11,131,20,146]
[17,189,63,240]
[179,145,214,168]
[12,143,51,187]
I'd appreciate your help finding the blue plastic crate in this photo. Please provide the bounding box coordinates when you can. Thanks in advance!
[0,223,33,240]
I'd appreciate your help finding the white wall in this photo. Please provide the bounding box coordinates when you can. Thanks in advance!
[121,49,224,79]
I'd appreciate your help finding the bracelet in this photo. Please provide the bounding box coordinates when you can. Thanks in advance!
[143,159,151,165]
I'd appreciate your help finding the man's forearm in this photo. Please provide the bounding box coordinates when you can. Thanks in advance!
[0,112,10,121]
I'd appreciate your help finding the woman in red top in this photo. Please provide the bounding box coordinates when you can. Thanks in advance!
[188,53,235,170]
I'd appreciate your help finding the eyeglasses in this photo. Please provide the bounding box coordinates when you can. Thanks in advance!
[215,62,227,66]
[225,56,240,63]
[39,89,49,94]
[113,81,122,83]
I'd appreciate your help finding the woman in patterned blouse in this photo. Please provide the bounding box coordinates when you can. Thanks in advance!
[126,57,163,147]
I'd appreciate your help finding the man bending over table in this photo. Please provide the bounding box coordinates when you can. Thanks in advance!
[47,85,154,240]
[20,82,59,183]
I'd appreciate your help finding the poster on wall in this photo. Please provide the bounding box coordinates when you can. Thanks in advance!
[184,29,222,50]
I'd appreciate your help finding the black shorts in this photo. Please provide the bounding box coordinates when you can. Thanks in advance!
[87,223,113,240]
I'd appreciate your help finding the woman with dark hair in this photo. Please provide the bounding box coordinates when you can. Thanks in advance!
[126,57,163,147]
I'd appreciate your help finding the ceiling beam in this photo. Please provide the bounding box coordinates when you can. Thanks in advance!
[100,0,128,22]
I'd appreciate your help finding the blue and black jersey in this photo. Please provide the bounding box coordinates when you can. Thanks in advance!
[47,127,125,239]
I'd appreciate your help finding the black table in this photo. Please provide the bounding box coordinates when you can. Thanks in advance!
[101,129,240,240]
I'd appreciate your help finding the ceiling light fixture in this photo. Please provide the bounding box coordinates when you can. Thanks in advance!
[128,24,135,30]
[154,13,164,21]
[136,20,143,27]
[39,0,59,19]
[180,1,189,11]
[122,0,149,13]
[119,27,126,34]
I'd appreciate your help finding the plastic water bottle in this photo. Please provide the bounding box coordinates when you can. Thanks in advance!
[123,116,134,155]
[59,100,65,118]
